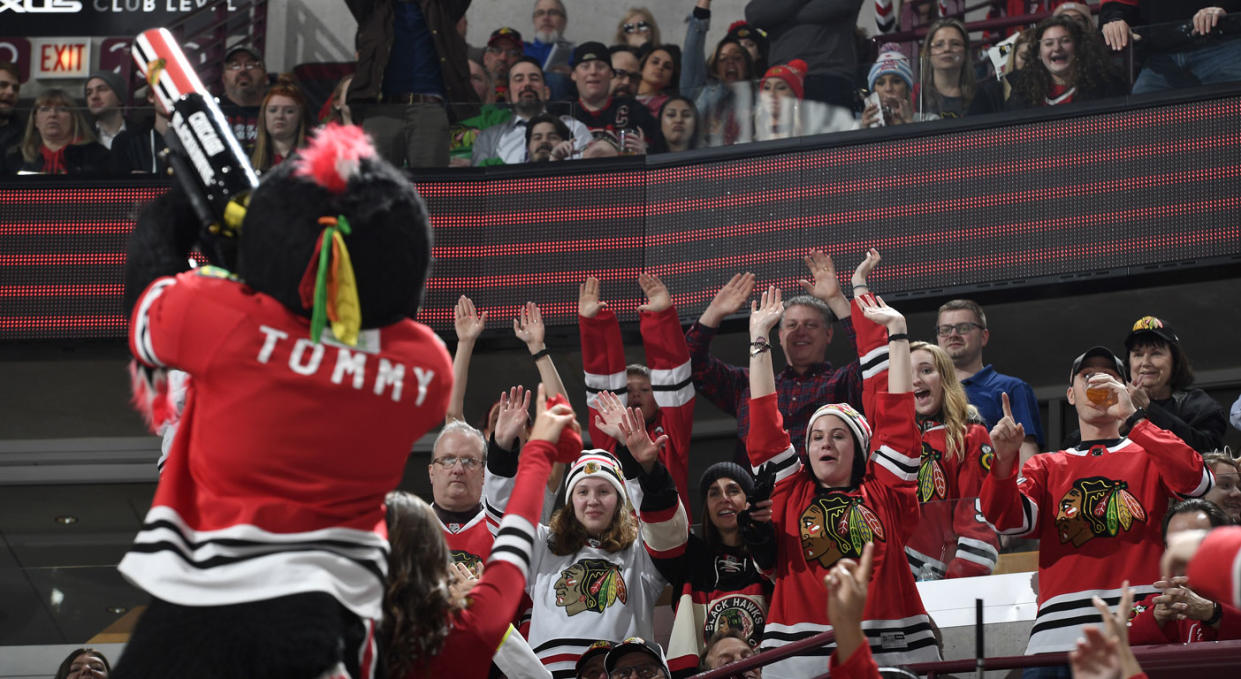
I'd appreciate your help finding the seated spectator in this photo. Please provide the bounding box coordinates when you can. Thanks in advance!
[570,42,659,154]
[699,631,759,677]
[1101,2,1241,94]
[862,44,916,128]
[969,27,1035,116]
[1121,315,1227,452]
[1006,15,1126,110]
[1129,498,1239,644]
[916,18,975,119]
[754,60,807,141]
[84,72,130,150]
[54,648,111,679]
[616,8,660,49]
[0,61,22,157]
[526,112,574,161]
[656,96,701,153]
[473,57,589,165]
[217,45,269,153]
[575,641,614,679]
[109,87,170,175]
[610,46,644,98]
[251,79,309,173]
[1203,453,1241,523]
[4,89,108,176]
[526,0,575,100]
[605,638,671,679]
[636,45,681,118]
[980,346,1214,657]
[449,60,512,167]
[485,27,526,101]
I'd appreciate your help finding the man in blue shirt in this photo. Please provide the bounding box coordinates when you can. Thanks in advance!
[524,0,574,100]
[937,299,1045,465]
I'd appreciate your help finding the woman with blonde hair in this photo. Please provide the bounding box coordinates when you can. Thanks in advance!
[5,88,108,175]
[916,18,976,118]
[250,79,309,173]
[485,400,687,677]
[615,7,660,49]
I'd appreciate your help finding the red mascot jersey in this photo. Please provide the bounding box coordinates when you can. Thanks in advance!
[121,270,452,622]
[748,299,938,678]
[978,422,1213,654]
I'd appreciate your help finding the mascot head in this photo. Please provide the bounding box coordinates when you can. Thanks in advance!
[238,124,431,337]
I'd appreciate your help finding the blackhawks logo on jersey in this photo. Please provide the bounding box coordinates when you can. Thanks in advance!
[978,444,994,473]
[703,594,766,644]
[918,441,948,503]
[800,491,886,569]
[450,550,483,573]
[1055,476,1147,547]
[553,558,628,616]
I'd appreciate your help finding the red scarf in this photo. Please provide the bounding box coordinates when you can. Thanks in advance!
[39,144,67,174]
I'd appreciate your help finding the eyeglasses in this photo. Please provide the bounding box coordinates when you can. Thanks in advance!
[623,21,651,33]
[613,69,640,81]
[226,61,263,71]
[533,8,565,18]
[486,46,524,59]
[432,456,482,469]
[609,665,663,679]
[935,322,984,337]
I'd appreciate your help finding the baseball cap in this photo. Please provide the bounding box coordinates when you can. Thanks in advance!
[573,41,610,68]
[575,640,614,677]
[224,45,262,63]
[1068,346,1126,384]
[488,27,524,47]
[604,637,670,677]
[1124,315,1179,351]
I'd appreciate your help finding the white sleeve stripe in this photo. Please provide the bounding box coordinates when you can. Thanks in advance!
[872,453,918,482]
[649,360,691,386]
[653,383,694,408]
[584,370,626,392]
[641,502,689,553]
[976,495,1038,535]
[956,549,998,568]
[488,549,531,580]
[957,536,999,558]
[755,447,801,482]
[1185,466,1214,498]
[876,444,920,469]
[133,278,175,367]
[859,346,889,380]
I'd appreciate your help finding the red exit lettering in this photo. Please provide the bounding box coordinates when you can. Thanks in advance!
[39,43,85,73]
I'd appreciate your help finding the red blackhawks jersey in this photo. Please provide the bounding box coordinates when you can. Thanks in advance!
[581,306,695,514]
[121,270,452,622]
[978,421,1214,654]
[441,508,494,572]
[747,299,938,679]
[904,422,1000,580]
[1128,593,1241,645]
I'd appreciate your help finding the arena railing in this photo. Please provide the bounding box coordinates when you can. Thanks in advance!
[2,80,1240,342]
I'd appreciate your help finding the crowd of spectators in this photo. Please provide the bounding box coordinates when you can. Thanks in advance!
[2,0,1240,174]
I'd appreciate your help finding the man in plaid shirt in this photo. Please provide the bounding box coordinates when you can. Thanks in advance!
[685,250,866,461]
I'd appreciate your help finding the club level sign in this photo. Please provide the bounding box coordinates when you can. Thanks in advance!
[32,37,90,78]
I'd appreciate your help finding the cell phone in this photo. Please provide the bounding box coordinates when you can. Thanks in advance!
[865,91,887,127]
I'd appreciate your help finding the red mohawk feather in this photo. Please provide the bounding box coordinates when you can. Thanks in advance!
[295,123,376,194]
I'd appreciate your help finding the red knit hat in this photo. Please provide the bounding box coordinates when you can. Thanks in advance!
[760,59,807,99]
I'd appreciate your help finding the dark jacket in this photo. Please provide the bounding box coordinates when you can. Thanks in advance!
[1002,68,1130,110]
[110,125,170,175]
[346,0,477,106]
[4,141,110,176]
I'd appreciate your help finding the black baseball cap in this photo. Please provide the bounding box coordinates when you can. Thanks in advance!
[1124,315,1179,351]
[224,45,262,63]
[575,640,614,677]
[488,27,524,47]
[573,41,611,68]
[1068,346,1126,384]
[604,637,669,677]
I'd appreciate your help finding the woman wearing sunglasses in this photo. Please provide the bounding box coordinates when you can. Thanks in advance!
[615,8,661,49]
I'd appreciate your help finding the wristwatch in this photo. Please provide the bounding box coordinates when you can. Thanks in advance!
[750,338,771,357]
[1124,407,1148,429]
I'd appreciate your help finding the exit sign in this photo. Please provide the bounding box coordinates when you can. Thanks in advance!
[31,37,91,78]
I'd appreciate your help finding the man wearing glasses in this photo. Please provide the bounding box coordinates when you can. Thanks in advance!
[936,299,1044,464]
[485,27,526,100]
[218,46,269,153]
[604,638,671,679]
[609,46,643,99]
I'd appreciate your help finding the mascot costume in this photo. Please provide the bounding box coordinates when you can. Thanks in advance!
[114,124,452,678]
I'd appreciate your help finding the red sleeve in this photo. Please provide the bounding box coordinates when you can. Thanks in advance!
[580,308,626,452]
[1186,526,1241,610]
[1213,603,1241,640]
[829,641,881,679]
[852,296,891,420]
[451,561,528,655]
[867,391,921,491]
[946,427,1000,578]
[1128,593,1177,645]
[641,306,695,507]
[487,440,553,580]
[978,453,1044,538]
[1127,419,1214,498]
[746,393,792,465]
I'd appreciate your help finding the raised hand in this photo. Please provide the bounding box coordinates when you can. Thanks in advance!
[578,277,606,318]
[616,405,667,472]
[856,293,906,333]
[1082,583,1142,679]
[529,383,579,445]
[454,295,487,343]
[1068,626,1123,679]
[513,301,546,349]
[1088,373,1136,422]
[850,248,881,292]
[824,542,875,665]
[700,272,756,328]
[749,285,784,339]
[989,392,1026,477]
[798,249,843,302]
[448,560,480,603]
[495,386,532,451]
[637,272,672,313]
[592,390,628,440]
